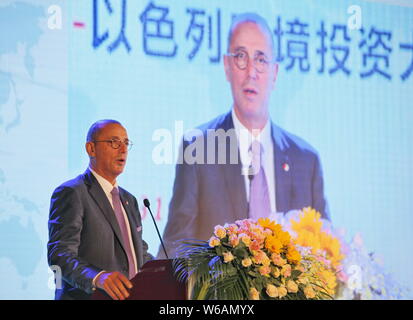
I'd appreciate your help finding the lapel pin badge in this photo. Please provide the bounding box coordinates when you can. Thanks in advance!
[282,163,290,172]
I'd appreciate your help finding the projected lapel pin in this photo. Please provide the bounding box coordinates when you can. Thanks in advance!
[282,163,290,172]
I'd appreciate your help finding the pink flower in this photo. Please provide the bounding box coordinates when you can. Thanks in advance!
[236,219,253,230]
[249,240,262,252]
[252,250,268,265]
[281,264,292,278]
[315,255,331,268]
[250,228,266,243]
[337,269,349,283]
[271,253,287,267]
[229,234,239,247]
[227,224,239,234]
[259,265,271,277]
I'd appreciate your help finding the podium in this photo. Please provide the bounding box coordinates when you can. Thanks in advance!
[92,259,187,300]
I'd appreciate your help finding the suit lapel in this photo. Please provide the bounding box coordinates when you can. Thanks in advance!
[221,112,249,220]
[271,124,293,213]
[83,170,127,252]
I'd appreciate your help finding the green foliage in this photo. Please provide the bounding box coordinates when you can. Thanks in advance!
[173,240,251,300]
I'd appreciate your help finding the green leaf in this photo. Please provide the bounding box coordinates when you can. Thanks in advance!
[215,246,224,256]
[248,270,259,278]
[233,246,248,259]
[291,270,302,278]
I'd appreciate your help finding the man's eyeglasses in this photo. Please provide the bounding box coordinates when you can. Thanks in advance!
[93,138,133,150]
[227,50,272,73]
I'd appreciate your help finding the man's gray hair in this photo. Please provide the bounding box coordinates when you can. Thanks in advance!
[227,12,275,57]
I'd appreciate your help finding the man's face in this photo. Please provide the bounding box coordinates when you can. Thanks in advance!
[87,123,129,183]
[224,22,278,124]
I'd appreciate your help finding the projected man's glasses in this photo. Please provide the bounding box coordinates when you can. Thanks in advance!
[227,50,272,73]
[93,139,133,150]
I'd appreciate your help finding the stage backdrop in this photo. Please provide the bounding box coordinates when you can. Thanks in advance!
[0,0,412,299]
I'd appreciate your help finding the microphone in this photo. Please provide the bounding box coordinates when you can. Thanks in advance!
[143,198,169,260]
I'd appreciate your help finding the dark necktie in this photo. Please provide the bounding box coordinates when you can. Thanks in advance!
[111,187,136,279]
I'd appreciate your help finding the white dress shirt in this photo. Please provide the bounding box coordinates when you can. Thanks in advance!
[231,109,277,214]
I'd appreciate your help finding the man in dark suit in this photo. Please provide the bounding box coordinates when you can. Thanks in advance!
[48,120,152,300]
[159,13,329,258]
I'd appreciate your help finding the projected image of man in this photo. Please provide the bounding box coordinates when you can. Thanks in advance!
[159,13,329,258]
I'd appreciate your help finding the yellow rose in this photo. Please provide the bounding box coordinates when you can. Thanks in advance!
[272,267,280,278]
[229,234,239,247]
[262,257,271,267]
[287,280,298,293]
[242,258,252,267]
[304,285,316,299]
[214,225,227,239]
[266,284,279,298]
[249,287,260,300]
[208,236,220,247]
[223,251,234,263]
[278,286,288,298]
[240,234,251,246]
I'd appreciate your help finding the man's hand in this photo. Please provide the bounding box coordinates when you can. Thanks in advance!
[95,271,133,300]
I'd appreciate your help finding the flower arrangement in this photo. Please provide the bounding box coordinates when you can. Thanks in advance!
[173,218,334,300]
[174,207,410,300]
[271,207,411,300]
